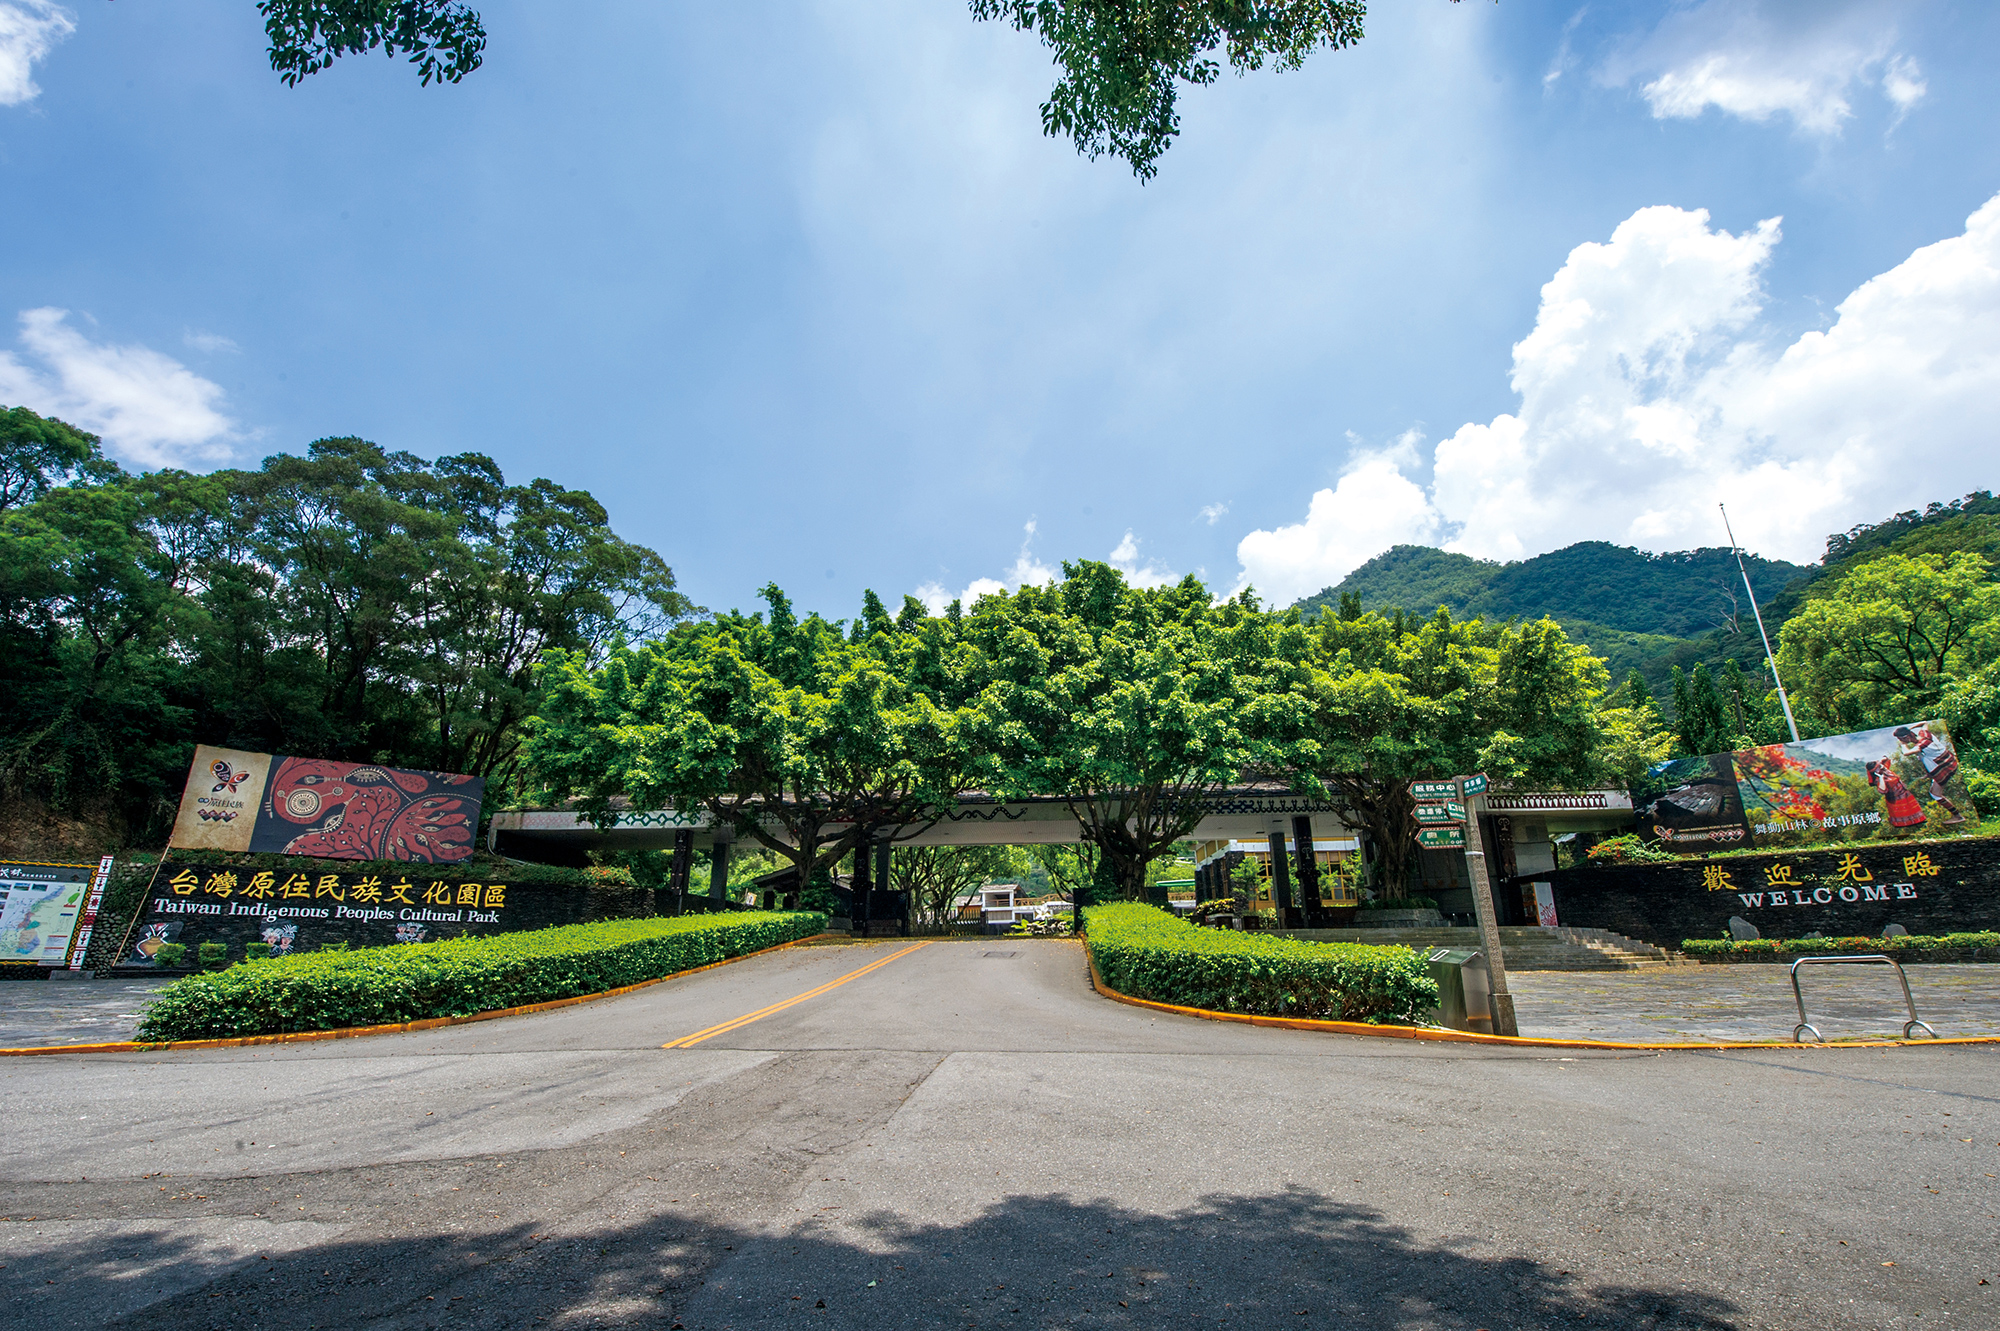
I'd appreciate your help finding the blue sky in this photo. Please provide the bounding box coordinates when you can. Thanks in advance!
[3,0,1997,616]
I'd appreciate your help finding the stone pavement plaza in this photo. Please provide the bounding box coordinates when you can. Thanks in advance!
[1,940,1995,1330]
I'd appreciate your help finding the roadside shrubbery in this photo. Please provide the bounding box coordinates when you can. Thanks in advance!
[136,911,826,1042]
[1681,931,2000,962]
[1084,902,1436,1024]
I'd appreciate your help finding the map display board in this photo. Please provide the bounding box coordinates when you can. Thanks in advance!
[0,862,93,968]
[168,745,485,863]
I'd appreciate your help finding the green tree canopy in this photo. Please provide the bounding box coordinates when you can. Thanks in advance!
[960,562,1311,902]
[528,585,975,898]
[1774,551,2000,734]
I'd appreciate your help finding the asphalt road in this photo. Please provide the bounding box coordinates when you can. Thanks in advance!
[2,938,1996,1330]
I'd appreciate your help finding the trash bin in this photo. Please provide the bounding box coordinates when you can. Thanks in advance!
[1427,947,1493,1034]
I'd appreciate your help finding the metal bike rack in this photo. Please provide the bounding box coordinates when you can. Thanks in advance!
[1789,954,1936,1043]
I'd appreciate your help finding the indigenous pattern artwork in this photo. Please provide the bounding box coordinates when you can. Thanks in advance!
[168,745,486,863]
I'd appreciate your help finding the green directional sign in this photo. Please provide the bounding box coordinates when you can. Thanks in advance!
[1415,804,1457,826]
[1418,827,1467,849]
[1411,780,1457,800]
[1459,774,1488,796]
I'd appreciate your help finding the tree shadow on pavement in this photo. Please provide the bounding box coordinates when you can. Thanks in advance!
[8,1185,1740,1330]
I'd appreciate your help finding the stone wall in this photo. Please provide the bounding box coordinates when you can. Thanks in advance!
[1520,836,2000,948]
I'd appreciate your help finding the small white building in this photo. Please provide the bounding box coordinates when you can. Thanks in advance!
[976,883,1030,925]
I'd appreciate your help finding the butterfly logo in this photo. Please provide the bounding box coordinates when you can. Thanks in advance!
[210,760,248,794]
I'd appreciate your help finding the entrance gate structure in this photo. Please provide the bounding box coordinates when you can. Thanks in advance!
[488,783,1357,932]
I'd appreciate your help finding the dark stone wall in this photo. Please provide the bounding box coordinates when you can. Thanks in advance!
[1518,838,2000,948]
[116,860,710,971]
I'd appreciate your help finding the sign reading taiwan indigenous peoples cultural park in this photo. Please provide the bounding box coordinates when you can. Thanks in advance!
[124,862,589,966]
[168,745,485,862]
[1632,720,1980,852]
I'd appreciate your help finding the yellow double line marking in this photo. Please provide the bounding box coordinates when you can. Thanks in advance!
[662,941,930,1048]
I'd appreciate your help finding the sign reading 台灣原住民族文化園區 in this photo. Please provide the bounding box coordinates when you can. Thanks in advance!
[121,862,598,967]
[0,862,97,968]
[168,745,485,863]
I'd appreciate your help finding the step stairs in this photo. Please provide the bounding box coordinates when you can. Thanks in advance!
[1273,925,1696,971]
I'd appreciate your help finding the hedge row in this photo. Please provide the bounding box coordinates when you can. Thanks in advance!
[1681,932,2000,963]
[135,910,826,1041]
[1084,902,1437,1025]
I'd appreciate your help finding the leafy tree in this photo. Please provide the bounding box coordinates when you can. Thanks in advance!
[528,586,972,901]
[1774,551,2000,734]
[1669,663,1731,758]
[892,844,1022,930]
[961,562,1309,906]
[971,0,1367,178]
[239,1,1378,179]
[258,0,485,86]
[0,407,114,512]
[1300,609,1625,897]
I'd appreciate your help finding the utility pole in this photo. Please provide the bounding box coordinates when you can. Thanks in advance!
[1720,504,1801,743]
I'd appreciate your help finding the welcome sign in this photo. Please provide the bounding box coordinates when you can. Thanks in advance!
[168,745,485,864]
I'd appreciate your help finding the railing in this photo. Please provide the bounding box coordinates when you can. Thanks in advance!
[1788,954,1936,1042]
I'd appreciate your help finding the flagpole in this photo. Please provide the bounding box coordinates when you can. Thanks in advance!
[1720,504,1801,743]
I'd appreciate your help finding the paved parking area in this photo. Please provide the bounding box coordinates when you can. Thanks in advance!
[0,977,169,1047]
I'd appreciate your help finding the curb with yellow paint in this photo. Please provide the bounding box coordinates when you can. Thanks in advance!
[0,935,842,1058]
[1082,944,2000,1052]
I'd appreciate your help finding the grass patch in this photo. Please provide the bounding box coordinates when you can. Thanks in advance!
[1084,902,1437,1024]
[136,911,826,1042]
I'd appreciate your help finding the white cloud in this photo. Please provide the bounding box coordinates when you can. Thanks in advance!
[183,329,240,355]
[1234,433,1442,606]
[0,1,73,107]
[1107,531,1177,589]
[1602,0,1923,135]
[1235,191,2000,603]
[915,519,1058,613]
[0,308,237,467]
[916,521,1183,611]
[1197,502,1229,526]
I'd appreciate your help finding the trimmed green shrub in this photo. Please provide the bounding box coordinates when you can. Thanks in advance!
[244,942,272,960]
[1358,896,1438,911]
[137,911,827,1042]
[1681,931,2000,962]
[198,941,231,972]
[154,942,187,969]
[1084,902,1436,1024]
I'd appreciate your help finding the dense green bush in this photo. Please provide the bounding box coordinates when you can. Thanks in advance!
[1681,931,2000,962]
[1084,902,1436,1024]
[1586,834,1679,865]
[137,910,826,1041]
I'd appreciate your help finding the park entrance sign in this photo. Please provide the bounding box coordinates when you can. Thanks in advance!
[168,745,486,863]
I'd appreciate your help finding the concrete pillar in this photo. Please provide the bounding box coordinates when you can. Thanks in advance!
[852,838,873,936]
[669,829,694,915]
[1266,827,1297,928]
[1291,815,1321,929]
[709,827,732,901]
[875,841,896,935]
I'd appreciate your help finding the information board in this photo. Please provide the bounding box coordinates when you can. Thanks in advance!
[0,862,94,968]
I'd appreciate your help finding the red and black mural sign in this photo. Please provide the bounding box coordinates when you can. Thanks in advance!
[168,746,485,863]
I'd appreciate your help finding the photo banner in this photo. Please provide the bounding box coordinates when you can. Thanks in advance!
[1633,719,1980,852]
[168,745,486,863]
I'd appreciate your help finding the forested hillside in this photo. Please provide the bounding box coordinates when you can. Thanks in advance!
[1294,494,1998,716]
[0,408,691,848]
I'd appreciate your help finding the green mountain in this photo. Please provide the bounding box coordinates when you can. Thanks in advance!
[1293,491,2000,706]
[1296,541,1814,638]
